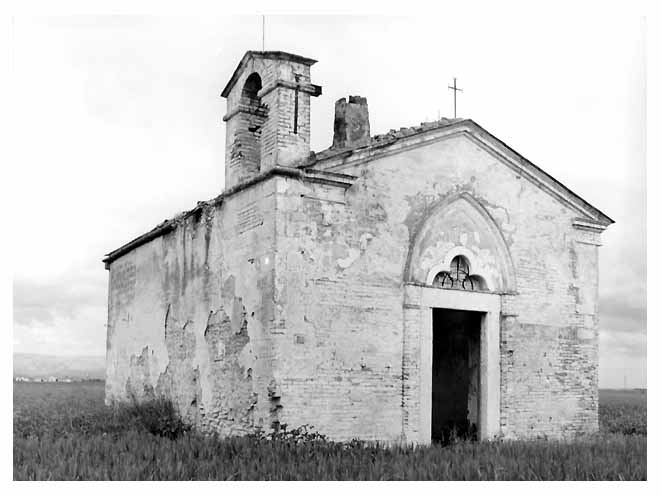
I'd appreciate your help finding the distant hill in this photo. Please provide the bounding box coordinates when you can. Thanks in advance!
[13,353,105,380]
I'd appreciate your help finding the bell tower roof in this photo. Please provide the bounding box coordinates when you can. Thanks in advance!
[221,51,317,98]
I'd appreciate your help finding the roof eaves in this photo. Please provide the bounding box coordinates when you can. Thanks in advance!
[102,166,356,268]
[102,196,222,269]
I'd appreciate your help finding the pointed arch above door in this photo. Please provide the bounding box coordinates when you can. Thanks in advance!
[405,192,516,293]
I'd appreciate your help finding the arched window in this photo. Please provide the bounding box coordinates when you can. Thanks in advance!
[232,73,268,173]
[241,72,262,107]
[241,73,267,136]
[432,255,488,291]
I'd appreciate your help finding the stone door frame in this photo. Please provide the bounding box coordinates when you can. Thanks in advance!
[405,284,501,443]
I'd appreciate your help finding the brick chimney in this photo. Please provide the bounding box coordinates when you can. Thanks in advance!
[332,96,370,149]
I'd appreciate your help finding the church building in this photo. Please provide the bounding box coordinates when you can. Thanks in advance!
[103,51,613,443]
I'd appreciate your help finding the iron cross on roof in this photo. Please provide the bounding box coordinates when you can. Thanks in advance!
[448,77,463,118]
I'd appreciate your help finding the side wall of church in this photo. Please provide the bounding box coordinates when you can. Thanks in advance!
[274,133,600,441]
[105,178,279,435]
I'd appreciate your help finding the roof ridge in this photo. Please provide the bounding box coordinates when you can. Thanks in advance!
[298,117,463,168]
[371,117,461,142]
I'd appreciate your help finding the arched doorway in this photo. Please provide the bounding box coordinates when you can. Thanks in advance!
[402,193,514,443]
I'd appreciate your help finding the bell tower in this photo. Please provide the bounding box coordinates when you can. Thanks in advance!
[221,51,322,190]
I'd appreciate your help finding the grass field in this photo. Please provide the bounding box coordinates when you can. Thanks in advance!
[13,381,646,480]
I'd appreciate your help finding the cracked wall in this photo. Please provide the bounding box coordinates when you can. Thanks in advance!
[106,178,280,434]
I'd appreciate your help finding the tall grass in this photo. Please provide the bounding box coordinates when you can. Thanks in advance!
[13,382,189,439]
[13,382,647,481]
[599,389,646,435]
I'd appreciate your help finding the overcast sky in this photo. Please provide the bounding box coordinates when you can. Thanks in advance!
[10,14,646,388]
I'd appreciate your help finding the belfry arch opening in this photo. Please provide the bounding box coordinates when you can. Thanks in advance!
[242,72,262,107]
[235,72,268,172]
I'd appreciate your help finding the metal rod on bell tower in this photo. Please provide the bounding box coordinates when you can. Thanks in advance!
[262,15,265,51]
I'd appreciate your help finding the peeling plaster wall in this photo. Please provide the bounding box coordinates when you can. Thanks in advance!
[272,177,404,441]
[274,133,600,441]
[106,178,279,435]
